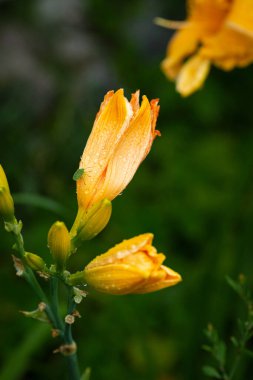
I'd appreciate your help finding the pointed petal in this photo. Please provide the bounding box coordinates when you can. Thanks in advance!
[86,233,154,269]
[176,54,211,96]
[133,265,182,294]
[77,89,133,208]
[97,96,157,201]
[161,27,200,79]
[130,90,140,114]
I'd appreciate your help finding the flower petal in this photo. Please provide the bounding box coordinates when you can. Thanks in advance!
[133,265,182,294]
[176,54,211,96]
[162,27,200,79]
[189,0,232,34]
[201,26,253,70]
[97,96,158,201]
[77,89,133,209]
[226,0,253,34]
[84,263,149,295]
[191,0,253,70]
[86,233,154,269]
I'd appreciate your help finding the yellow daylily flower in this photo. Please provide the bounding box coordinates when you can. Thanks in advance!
[156,0,253,96]
[82,234,182,295]
[77,89,160,210]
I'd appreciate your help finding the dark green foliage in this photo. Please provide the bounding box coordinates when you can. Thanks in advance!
[203,276,253,380]
[0,0,253,379]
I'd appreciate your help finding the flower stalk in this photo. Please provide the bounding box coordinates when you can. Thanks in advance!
[5,216,81,378]
[64,287,81,380]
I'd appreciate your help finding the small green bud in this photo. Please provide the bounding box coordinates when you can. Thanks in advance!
[0,186,15,222]
[70,198,112,246]
[0,165,10,192]
[24,252,46,271]
[48,221,71,271]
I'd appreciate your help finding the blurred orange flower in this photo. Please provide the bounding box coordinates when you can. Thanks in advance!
[77,89,160,210]
[83,233,182,295]
[156,0,253,96]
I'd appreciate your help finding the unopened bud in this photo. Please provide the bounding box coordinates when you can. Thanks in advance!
[48,221,71,271]
[0,165,10,192]
[70,199,112,246]
[24,252,46,271]
[0,187,15,222]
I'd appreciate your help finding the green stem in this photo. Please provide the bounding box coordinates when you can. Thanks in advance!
[8,219,81,379]
[50,276,65,334]
[229,304,253,379]
[48,275,80,379]
[66,353,81,380]
[9,220,57,327]
[64,286,81,380]
[229,336,247,379]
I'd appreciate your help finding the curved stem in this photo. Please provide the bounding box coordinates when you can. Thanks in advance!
[8,219,81,379]
[9,220,57,327]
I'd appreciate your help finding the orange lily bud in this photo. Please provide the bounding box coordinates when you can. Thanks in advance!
[70,198,112,245]
[48,221,71,271]
[77,89,160,210]
[83,234,181,295]
[24,252,46,271]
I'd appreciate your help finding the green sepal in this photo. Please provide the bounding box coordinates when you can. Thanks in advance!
[70,199,112,247]
[67,271,85,286]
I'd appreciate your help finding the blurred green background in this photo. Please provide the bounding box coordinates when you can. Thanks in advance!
[1,0,253,379]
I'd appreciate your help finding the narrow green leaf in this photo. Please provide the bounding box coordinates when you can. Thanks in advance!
[73,168,84,181]
[203,366,222,378]
[81,367,91,380]
[215,340,226,366]
[226,276,242,296]
[230,336,238,347]
[13,193,66,216]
